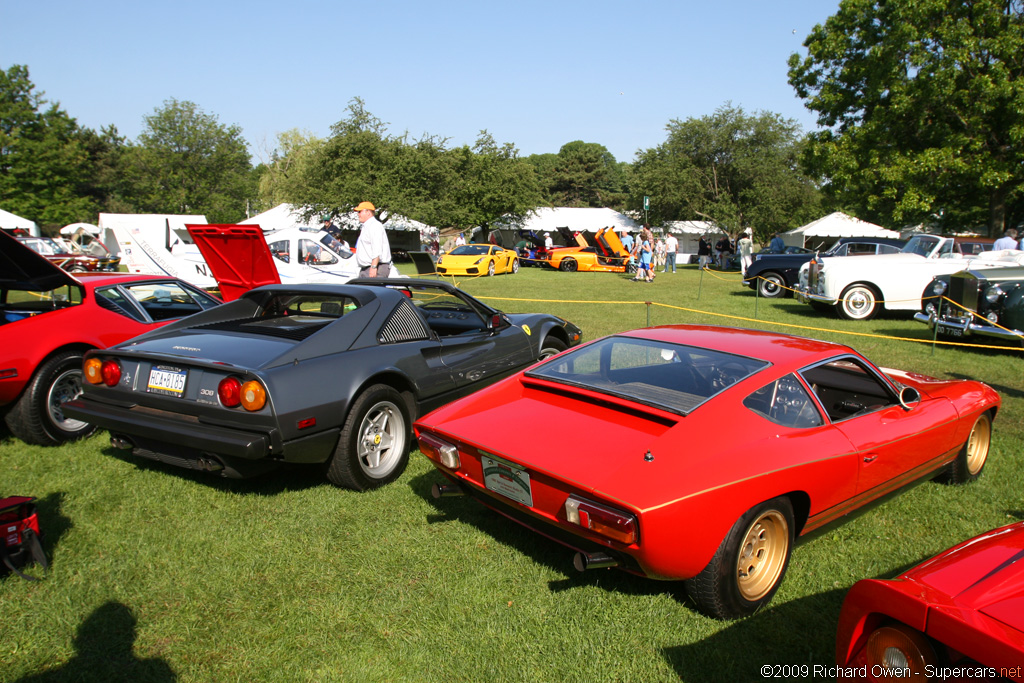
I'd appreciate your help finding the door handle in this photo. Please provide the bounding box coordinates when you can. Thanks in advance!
[863,454,878,463]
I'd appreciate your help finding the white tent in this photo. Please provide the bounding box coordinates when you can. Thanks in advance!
[240,204,320,232]
[783,212,899,249]
[661,220,729,263]
[0,208,39,236]
[497,207,640,234]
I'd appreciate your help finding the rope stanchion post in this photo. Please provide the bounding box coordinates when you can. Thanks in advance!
[645,301,652,327]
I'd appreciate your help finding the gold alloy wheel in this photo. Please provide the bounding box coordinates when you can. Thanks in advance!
[736,510,790,602]
[965,413,992,476]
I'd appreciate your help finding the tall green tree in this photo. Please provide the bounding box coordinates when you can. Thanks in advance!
[528,141,625,208]
[124,98,254,223]
[788,0,1024,234]
[0,64,99,224]
[630,104,821,238]
[294,99,541,230]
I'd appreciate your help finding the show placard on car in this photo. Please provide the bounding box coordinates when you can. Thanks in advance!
[481,453,533,507]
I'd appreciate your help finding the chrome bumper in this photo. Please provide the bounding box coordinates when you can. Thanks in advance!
[795,286,837,306]
[914,311,1024,342]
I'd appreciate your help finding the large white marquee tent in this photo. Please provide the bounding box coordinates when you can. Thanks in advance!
[782,212,899,249]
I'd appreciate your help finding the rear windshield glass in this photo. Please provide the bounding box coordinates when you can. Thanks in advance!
[526,336,768,414]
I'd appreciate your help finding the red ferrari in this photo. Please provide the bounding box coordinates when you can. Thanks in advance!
[1,231,222,445]
[414,325,1000,619]
[836,522,1024,681]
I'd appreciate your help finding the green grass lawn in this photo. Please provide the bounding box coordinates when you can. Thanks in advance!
[3,264,1022,682]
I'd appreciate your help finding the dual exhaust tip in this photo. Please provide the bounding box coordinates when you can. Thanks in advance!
[108,436,224,473]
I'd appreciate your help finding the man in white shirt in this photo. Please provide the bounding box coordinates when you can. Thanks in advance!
[663,233,679,273]
[544,232,553,249]
[993,228,1019,250]
[354,201,392,278]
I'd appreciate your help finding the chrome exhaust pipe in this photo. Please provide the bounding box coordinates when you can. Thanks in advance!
[431,483,466,499]
[110,435,134,450]
[573,551,619,571]
[197,456,224,473]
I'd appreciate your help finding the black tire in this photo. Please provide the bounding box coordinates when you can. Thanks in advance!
[560,258,578,272]
[936,412,992,485]
[325,384,410,490]
[510,258,519,274]
[685,496,795,619]
[487,261,495,276]
[538,337,567,361]
[5,350,96,446]
[837,283,880,320]
[757,272,787,298]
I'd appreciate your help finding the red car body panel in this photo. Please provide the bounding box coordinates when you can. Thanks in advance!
[186,224,281,302]
[837,522,1024,681]
[1,272,212,407]
[415,325,1001,581]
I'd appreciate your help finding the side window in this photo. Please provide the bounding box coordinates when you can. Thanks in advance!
[799,357,896,422]
[121,282,211,322]
[831,245,849,256]
[744,374,823,428]
[299,239,338,265]
[847,244,876,256]
[269,239,290,264]
[878,244,901,255]
[95,287,146,322]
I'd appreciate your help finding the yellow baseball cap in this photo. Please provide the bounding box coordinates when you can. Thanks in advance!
[354,201,376,212]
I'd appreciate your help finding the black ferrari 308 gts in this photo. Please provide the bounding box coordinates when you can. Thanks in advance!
[64,278,582,490]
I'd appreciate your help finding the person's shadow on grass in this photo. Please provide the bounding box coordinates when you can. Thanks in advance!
[16,601,175,682]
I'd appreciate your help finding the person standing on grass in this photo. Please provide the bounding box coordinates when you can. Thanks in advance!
[738,230,754,276]
[664,232,678,273]
[698,236,712,269]
[354,201,392,278]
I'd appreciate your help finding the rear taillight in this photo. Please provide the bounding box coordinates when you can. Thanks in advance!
[417,432,460,469]
[84,358,103,384]
[90,359,122,386]
[564,496,637,545]
[240,380,266,411]
[218,377,242,407]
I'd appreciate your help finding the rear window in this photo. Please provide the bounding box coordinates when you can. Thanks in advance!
[526,336,768,415]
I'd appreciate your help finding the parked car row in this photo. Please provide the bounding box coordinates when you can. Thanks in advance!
[9,225,1022,676]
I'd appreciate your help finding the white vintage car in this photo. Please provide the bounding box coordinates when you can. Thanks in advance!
[796,234,1024,320]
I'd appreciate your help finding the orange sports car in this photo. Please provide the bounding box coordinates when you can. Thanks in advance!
[545,228,633,273]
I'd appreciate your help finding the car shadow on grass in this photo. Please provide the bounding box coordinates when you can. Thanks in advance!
[410,469,712,604]
[100,445,327,495]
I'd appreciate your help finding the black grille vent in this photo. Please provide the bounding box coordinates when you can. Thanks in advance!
[948,273,980,312]
[378,300,430,344]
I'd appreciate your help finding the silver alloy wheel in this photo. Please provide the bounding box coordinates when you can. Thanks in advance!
[46,368,89,432]
[758,273,785,298]
[356,399,407,479]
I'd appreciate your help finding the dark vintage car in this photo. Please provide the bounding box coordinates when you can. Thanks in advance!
[0,230,222,446]
[63,278,583,490]
[916,264,1024,344]
[743,238,905,299]
[416,325,999,618]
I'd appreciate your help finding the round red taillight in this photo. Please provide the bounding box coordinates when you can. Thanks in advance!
[218,377,242,407]
[100,359,121,387]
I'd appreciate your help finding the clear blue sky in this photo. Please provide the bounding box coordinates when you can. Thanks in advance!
[2,0,840,164]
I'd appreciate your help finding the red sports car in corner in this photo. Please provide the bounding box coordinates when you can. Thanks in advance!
[414,325,1000,619]
[0,231,222,445]
[836,521,1024,681]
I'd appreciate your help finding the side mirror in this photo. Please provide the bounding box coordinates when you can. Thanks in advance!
[898,386,921,411]
[488,313,502,331]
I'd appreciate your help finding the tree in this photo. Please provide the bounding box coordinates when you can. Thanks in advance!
[630,104,821,239]
[0,64,99,224]
[124,98,254,223]
[292,99,542,230]
[255,129,324,211]
[788,0,1024,234]
[528,142,626,208]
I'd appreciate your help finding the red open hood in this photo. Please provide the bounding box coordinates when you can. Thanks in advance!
[186,224,280,301]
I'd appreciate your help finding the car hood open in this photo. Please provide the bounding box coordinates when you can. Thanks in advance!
[186,224,282,302]
[0,229,80,291]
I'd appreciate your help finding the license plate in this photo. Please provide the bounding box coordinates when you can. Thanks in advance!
[937,322,964,337]
[481,454,533,507]
[147,366,187,396]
